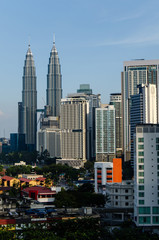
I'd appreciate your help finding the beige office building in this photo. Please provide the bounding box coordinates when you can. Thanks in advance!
[58,97,88,167]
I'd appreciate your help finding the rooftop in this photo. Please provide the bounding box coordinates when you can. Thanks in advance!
[1,176,14,181]
[22,186,55,194]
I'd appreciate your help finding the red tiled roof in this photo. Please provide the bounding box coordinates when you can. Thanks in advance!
[1,176,14,181]
[22,186,55,194]
[19,178,31,183]
[36,177,46,181]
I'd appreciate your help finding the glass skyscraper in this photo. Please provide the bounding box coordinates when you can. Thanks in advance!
[122,59,159,161]
[46,41,62,117]
[96,105,116,162]
[110,93,122,155]
[20,45,37,151]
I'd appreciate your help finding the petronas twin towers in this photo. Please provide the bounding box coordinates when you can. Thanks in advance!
[19,41,62,150]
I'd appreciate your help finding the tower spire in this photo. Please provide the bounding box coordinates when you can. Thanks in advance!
[53,33,55,45]
[28,36,31,47]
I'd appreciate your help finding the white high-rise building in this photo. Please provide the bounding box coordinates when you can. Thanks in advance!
[130,84,157,162]
[110,93,122,154]
[122,59,159,161]
[134,124,159,226]
[95,105,116,162]
[142,84,157,123]
[68,92,101,160]
[37,128,61,158]
[58,96,88,168]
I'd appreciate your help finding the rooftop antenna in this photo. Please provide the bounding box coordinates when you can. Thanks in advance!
[53,33,55,45]
[28,36,31,47]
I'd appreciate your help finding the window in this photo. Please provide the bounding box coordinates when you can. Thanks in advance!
[115,189,118,193]
[153,216,159,224]
[125,189,128,193]
[125,202,129,206]
[139,165,144,170]
[138,158,144,163]
[139,192,144,197]
[158,172,159,177]
[156,138,159,143]
[138,138,144,143]
[139,172,144,177]
[115,196,118,199]
[139,217,151,224]
[139,200,144,205]
[139,207,150,214]
[138,145,144,150]
[139,185,144,190]
[125,196,128,200]
[152,207,159,214]
[139,179,144,184]
[158,158,159,163]
[115,202,118,206]
[156,145,159,150]
[138,152,144,156]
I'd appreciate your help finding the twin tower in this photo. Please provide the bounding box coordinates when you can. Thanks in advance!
[18,41,62,150]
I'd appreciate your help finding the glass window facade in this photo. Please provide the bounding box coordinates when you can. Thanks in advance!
[139,207,150,214]
[138,152,144,156]
[138,165,144,170]
[139,217,151,224]
[153,217,159,224]
[138,138,144,143]
[138,158,144,163]
[139,185,144,190]
[138,145,144,150]
[152,207,159,214]
[139,172,144,177]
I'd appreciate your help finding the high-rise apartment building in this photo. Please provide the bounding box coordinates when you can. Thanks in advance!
[134,124,159,226]
[110,93,122,155]
[20,45,37,151]
[130,84,157,162]
[46,40,62,117]
[122,59,159,161]
[69,91,101,160]
[59,96,88,167]
[37,128,61,158]
[96,105,116,162]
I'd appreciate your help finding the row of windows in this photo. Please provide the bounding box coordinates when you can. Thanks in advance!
[139,207,159,214]
[138,158,159,163]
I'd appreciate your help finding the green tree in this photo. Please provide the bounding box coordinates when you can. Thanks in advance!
[78,183,94,193]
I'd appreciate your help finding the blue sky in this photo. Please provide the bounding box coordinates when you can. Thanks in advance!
[1,0,159,137]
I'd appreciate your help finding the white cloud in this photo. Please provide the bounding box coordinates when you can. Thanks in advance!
[99,7,146,24]
[96,31,159,47]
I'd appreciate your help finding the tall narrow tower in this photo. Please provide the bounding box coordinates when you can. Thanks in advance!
[46,40,62,117]
[21,45,37,151]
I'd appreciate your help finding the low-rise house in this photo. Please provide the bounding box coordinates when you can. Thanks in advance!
[35,177,46,186]
[22,186,56,203]
[14,161,26,166]
[19,178,37,187]
[0,176,20,187]
[99,180,134,208]
[18,174,43,180]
